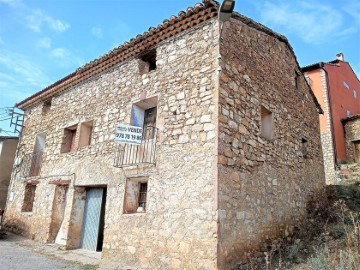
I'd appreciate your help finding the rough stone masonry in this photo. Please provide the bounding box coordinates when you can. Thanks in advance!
[4,1,325,269]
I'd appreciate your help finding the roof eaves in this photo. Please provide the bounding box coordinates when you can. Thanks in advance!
[341,114,360,123]
[300,63,323,73]
[0,136,19,140]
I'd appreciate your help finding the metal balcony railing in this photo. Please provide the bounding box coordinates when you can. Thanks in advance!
[114,126,157,167]
[20,152,43,177]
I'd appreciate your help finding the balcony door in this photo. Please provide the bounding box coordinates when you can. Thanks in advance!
[30,133,46,176]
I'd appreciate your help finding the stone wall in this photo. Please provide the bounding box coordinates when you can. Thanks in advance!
[336,117,360,183]
[216,19,325,269]
[344,117,360,163]
[4,19,220,269]
[318,71,337,184]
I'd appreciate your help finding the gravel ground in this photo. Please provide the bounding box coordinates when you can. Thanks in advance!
[0,231,99,270]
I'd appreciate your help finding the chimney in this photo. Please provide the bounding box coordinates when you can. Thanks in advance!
[336,52,344,61]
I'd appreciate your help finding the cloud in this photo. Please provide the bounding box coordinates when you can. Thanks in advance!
[0,0,24,8]
[50,48,71,59]
[259,1,349,44]
[1,0,70,33]
[49,47,83,68]
[0,48,50,89]
[36,37,52,49]
[0,77,33,101]
[91,27,103,38]
[343,0,360,26]
[26,9,70,33]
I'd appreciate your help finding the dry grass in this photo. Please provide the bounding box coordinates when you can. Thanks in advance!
[234,184,360,270]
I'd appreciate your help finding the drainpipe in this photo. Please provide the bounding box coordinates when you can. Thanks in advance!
[319,63,337,168]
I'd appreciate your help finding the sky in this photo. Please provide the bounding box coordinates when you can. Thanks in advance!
[0,0,359,136]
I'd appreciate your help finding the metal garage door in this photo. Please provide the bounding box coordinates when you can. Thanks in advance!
[80,188,103,251]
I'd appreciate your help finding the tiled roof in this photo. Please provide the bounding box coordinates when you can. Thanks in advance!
[341,114,360,123]
[16,0,219,109]
[16,0,322,114]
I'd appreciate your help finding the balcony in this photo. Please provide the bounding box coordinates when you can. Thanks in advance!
[20,152,43,178]
[114,126,157,167]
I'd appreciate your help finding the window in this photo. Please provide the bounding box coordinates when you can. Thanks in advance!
[260,106,274,140]
[61,125,77,153]
[343,81,350,89]
[42,99,52,115]
[123,177,148,214]
[301,137,308,158]
[138,183,148,210]
[138,49,156,75]
[61,121,93,153]
[354,140,360,163]
[131,96,158,140]
[22,184,36,212]
[347,110,351,117]
[354,90,357,98]
[78,121,93,148]
[30,133,46,176]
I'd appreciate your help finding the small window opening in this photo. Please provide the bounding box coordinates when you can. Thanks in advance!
[78,121,93,148]
[124,177,148,214]
[61,125,77,153]
[354,140,360,163]
[354,90,357,98]
[343,81,350,89]
[138,182,148,210]
[42,99,52,115]
[138,49,156,75]
[301,137,309,158]
[131,96,158,140]
[260,106,274,140]
[22,184,36,212]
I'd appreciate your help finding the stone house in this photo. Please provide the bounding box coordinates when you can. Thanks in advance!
[0,136,19,210]
[4,1,325,269]
[340,115,360,181]
[302,54,360,183]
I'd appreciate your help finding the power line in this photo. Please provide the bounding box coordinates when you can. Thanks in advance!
[0,128,16,136]
[0,117,11,121]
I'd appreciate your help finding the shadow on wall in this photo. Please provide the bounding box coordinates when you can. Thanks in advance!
[3,218,29,238]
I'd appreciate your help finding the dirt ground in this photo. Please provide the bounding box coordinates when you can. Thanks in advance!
[0,231,100,270]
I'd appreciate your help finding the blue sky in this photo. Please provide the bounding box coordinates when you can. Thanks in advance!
[0,0,359,136]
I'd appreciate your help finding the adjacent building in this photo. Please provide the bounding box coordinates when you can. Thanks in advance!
[302,53,360,183]
[4,1,325,269]
[340,115,360,181]
[0,136,19,210]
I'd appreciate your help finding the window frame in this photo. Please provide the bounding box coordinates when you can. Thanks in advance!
[21,184,37,212]
[260,106,274,140]
[123,177,149,214]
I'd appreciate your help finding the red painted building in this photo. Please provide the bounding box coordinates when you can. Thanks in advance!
[302,53,360,183]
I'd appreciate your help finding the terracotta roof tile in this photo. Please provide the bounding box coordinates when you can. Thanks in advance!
[16,0,321,114]
[342,114,360,123]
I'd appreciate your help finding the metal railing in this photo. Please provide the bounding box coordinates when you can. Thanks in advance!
[114,126,158,167]
[20,152,43,177]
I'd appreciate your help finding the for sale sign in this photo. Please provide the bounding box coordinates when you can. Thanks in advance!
[115,124,143,145]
